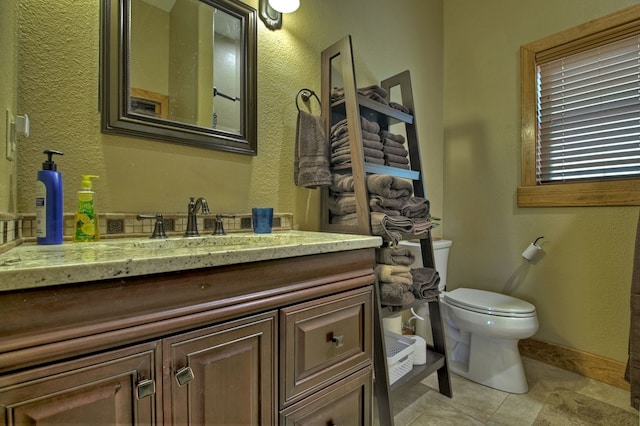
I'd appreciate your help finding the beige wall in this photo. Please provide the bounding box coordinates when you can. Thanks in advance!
[14,0,444,234]
[443,0,640,362]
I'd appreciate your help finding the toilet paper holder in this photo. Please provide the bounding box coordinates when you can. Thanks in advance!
[522,236,544,261]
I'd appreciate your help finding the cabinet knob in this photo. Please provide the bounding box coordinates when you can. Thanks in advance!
[136,379,156,400]
[175,366,195,386]
[331,335,344,348]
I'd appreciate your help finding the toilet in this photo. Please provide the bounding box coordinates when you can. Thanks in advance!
[399,239,538,394]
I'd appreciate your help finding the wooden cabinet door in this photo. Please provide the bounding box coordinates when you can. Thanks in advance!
[279,367,372,426]
[0,341,160,426]
[164,311,277,426]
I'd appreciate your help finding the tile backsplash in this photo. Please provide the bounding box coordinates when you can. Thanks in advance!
[0,212,292,252]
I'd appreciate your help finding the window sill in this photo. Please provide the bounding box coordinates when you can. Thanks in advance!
[517,180,640,207]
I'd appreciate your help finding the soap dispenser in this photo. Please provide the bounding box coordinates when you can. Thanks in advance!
[73,175,100,242]
[36,149,64,245]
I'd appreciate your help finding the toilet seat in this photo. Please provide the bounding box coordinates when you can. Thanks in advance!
[442,288,536,318]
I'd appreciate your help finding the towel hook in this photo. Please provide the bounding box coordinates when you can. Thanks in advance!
[296,88,321,112]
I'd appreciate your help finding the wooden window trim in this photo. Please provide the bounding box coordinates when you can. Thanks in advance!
[517,5,640,207]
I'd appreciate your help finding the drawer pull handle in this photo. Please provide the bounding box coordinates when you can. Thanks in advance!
[331,335,344,348]
[176,366,195,386]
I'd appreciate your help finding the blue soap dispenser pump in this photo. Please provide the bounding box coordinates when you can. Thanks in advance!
[36,149,64,245]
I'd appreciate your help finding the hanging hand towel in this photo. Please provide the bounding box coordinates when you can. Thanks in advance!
[294,109,332,188]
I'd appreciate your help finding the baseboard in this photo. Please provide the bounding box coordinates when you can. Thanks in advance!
[519,338,629,391]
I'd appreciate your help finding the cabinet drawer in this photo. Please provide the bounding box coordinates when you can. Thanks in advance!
[279,367,372,425]
[280,286,373,406]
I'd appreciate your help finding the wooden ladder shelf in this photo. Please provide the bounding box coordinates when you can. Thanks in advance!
[320,35,452,425]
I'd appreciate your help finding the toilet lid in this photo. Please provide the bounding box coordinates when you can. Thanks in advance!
[443,288,536,318]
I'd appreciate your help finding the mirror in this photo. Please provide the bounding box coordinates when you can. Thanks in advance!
[101,0,257,155]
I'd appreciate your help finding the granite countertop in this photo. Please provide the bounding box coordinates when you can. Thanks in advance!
[0,231,382,292]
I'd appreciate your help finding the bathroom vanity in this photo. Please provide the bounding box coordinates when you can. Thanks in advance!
[0,231,381,425]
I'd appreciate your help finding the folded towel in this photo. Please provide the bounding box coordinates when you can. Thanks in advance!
[389,101,411,114]
[329,193,403,217]
[331,174,413,199]
[379,282,415,307]
[376,245,416,266]
[332,154,386,167]
[332,85,390,107]
[382,139,407,151]
[383,145,410,157]
[384,152,410,165]
[401,197,430,219]
[381,130,406,144]
[330,211,411,244]
[332,145,384,160]
[330,116,381,139]
[369,195,408,211]
[369,195,402,216]
[294,110,332,188]
[412,218,433,235]
[375,264,413,286]
[411,267,440,301]
[387,162,411,170]
[367,174,414,198]
[332,136,384,152]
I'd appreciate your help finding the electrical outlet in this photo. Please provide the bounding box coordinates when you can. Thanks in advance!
[5,110,15,161]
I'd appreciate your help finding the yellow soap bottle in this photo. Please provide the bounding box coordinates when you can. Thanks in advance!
[73,175,100,242]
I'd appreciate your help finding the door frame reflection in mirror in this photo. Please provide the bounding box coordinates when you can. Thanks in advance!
[101,0,257,155]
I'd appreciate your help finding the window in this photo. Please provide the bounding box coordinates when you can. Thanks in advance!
[518,5,640,207]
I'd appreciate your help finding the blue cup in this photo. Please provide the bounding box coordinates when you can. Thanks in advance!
[252,208,274,234]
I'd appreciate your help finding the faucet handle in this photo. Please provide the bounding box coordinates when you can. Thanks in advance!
[137,214,168,239]
[213,214,236,235]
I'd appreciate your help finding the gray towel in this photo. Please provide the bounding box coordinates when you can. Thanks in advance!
[401,197,430,219]
[330,211,411,244]
[384,152,410,165]
[294,110,332,188]
[381,130,405,144]
[379,282,415,307]
[383,145,409,157]
[411,267,440,301]
[331,174,413,199]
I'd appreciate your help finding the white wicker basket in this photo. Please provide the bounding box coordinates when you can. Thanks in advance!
[385,331,416,385]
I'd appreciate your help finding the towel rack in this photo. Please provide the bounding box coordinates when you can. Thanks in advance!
[320,35,452,426]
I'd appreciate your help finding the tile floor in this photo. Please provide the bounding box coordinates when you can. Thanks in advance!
[380,357,638,425]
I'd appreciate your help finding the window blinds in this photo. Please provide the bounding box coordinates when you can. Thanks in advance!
[536,35,640,183]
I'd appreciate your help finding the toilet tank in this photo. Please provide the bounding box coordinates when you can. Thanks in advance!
[399,239,452,291]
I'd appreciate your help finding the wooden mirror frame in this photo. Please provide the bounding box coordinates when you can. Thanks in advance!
[101,0,257,155]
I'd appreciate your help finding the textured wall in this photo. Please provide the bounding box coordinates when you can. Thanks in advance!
[15,0,444,235]
[443,0,640,362]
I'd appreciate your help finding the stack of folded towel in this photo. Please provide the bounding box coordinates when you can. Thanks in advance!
[375,245,416,307]
[330,116,384,167]
[380,130,411,170]
[331,85,413,115]
[329,174,433,244]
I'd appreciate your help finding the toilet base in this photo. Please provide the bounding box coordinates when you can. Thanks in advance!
[448,334,529,394]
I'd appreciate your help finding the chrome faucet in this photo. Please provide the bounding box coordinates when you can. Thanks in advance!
[184,197,210,237]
